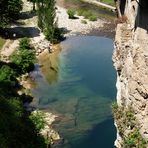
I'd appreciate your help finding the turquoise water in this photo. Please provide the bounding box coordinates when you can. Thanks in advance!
[32,36,116,148]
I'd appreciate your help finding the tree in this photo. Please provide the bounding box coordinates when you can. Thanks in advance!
[0,0,22,28]
[36,0,64,43]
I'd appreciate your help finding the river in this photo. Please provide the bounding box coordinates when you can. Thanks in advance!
[31,36,116,148]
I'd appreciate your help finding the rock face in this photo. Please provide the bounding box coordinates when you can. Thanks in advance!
[113,0,148,147]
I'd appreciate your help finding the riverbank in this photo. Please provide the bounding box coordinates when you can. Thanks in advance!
[57,6,106,36]
[56,1,115,38]
[0,0,116,146]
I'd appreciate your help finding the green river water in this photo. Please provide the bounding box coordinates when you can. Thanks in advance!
[31,36,116,148]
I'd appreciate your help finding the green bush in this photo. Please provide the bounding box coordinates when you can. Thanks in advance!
[67,9,76,19]
[11,37,36,73]
[19,37,31,50]
[30,111,46,132]
[0,65,17,87]
[11,49,36,73]
[83,11,92,19]
[45,27,64,44]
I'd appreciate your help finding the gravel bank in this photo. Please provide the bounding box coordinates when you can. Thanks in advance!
[56,6,107,37]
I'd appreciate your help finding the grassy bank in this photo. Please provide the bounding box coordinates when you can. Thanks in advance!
[58,0,115,21]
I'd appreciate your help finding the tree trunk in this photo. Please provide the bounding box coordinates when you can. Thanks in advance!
[115,0,122,18]
[33,2,35,11]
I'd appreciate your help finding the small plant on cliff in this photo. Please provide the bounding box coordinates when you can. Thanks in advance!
[112,104,147,147]
[124,128,147,148]
[112,104,137,136]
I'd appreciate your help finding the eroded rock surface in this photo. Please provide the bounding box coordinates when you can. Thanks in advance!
[113,0,148,147]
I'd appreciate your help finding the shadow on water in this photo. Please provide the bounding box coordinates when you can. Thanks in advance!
[75,118,116,148]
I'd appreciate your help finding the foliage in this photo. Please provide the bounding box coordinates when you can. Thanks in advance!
[30,111,46,132]
[112,104,147,147]
[36,0,64,43]
[111,101,118,112]
[67,9,76,19]
[0,97,46,148]
[124,128,147,148]
[45,27,64,43]
[11,49,35,73]
[89,15,97,21]
[77,9,97,21]
[0,0,23,28]
[11,38,36,73]
[0,38,46,147]
[19,37,31,50]
[0,65,17,87]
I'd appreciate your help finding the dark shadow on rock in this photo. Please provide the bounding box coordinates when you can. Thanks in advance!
[59,27,71,35]
[135,0,148,31]
[19,11,37,20]
[0,27,40,39]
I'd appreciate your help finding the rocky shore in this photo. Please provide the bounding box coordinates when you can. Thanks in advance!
[56,6,107,37]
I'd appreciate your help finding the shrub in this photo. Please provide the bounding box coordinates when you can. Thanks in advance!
[11,49,36,73]
[11,37,36,73]
[29,111,46,132]
[45,27,64,44]
[19,37,31,50]
[0,65,17,87]
[124,128,147,148]
[83,11,92,19]
[67,9,76,19]
[111,102,118,112]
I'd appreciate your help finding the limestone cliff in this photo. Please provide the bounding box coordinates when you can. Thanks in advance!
[113,0,148,147]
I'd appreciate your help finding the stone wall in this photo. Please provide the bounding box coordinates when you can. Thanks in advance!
[113,0,148,147]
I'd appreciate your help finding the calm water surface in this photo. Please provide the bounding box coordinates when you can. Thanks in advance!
[32,36,116,148]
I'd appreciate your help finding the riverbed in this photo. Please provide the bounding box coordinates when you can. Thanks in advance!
[31,36,116,148]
